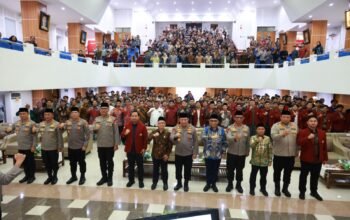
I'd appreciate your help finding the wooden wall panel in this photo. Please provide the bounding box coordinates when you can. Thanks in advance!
[345,28,350,49]
[257,31,276,43]
[280,31,296,54]
[20,0,49,49]
[68,23,85,54]
[334,95,350,109]
[307,20,327,54]
[95,32,103,48]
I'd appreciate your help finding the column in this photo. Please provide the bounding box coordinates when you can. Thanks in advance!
[68,23,85,54]
[20,0,50,49]
[308,20,328,54]
[345,28,350,49]
[95,32,103,49]
[279,31,296,54]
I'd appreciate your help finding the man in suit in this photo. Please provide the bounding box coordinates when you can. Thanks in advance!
[297,115,328,201]
[1,153,25,217]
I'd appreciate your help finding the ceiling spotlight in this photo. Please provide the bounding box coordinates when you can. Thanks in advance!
[328,23,331,26]
[61,7,65,10]
[209,1,212,4]
[273,0,278,4]
[173,1,177,5]
[156,1,160,5]
[80,17,84,21]
[329,3,334,7]
[227,0,231,3]
[309,15,312,18]
[191,1,194,5]
[133,1,137,5]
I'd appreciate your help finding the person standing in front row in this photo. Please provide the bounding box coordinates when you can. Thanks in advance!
[271,110,298,198]
[297,115,328,201]
[38,109,63,185]
[225,111,250,193]
[122,111,148,189]
[249,124,272,197]
[93,103,120,187]
[0,153,26,218]
[171,112,198,192]
[148,117,172,191]
[6,108,37,184]
[63,107,90,185]
[202,114,228,193]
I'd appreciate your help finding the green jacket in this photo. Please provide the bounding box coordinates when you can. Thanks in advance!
[249,135,273,167]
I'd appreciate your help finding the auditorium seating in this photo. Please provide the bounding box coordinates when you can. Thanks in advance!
[59,51,72,60]
[0,39,23,51]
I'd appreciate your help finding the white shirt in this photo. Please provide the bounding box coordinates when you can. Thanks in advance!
[196,109,201,127]
[148,107,164,126]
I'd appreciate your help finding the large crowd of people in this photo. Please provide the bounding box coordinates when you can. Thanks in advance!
[5,88,349,202]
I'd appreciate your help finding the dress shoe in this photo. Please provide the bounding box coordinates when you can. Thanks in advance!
[96,178,107,186]
[139,182,144,188]
[44,178,52,185]
[310,192,323,201]
[19,176,28,183]
[282,188,291,198]
[66,176,78,185]
[212,184,218,193]
[260,189,269,197]
[151,183,157,190]
[27,177,35,184]
[51,177,58,185]
[236,183,243,194]
[126,181,135,187]
[174,182,182,191]
[163,183,168,191]
[249,190,255,196]
[203,184,211,192]
[226,183,233,192]
[184,182,189,192]
[299,193,305,200]
[78,176,86,185]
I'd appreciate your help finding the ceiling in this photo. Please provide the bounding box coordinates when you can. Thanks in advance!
[0,0,94,28]
[110,0,282,15]
[294,0,349,27]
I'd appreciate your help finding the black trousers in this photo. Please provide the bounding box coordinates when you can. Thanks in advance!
[68,148,86,177]
[273,156,295,186]
[152,157,168,184]
[127,152,144,182]
[18,149,35,178]
[249,165,268,190]
[175,155,193,182]
[205,159,221,185]
[42,150,59,178]
[226,153,246,182]
[97,147,114,179]
[299,161,322,193]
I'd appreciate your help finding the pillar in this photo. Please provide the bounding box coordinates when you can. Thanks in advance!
[20,0,49,49]
[308,20,328,54]
[279,31,296,54]
[68,23,85,54]
[345,28,350,49]
[95,32,103,49]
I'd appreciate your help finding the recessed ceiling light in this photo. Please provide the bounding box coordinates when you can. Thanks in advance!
[227,0,231,3]
[252,1,255,4]
[191,1,194,5]
[156,1,160,5]
[328,23,331,26]
[309,15,312,18]
[209,1,212,4]
[133,1,137,5]
[173,1,177,5]
[329,3,334,6]
[80,17,84,21]
[61,7,65,10]
[273,0,278,4]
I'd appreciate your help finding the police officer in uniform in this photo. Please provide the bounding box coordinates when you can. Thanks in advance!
[271,110,298,197]
[63,107,90,185]
[93,103,120,186]
[38,109,63,185]
[170,112,198,192]
[7,108,37,184]
[226,111,250,193]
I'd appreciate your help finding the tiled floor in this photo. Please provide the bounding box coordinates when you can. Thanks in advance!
[1,143,350,219]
